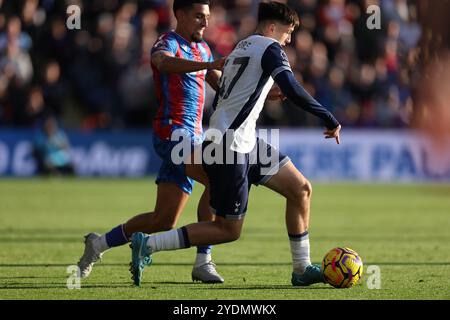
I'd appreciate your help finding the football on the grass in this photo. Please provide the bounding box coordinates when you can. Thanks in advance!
[322,247,363,288]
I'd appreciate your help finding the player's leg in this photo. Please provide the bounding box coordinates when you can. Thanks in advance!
[107,156,205,240]
[263,161,311,237]
[140,153,249,246]
[76,182,189,278]
[129,149,250,285]
[123,182,190,235]
[138,216,244,251]
[185,162,223,283]
[78,147,223,281]
[77,137,193,278]
[263,161,324,286]
[130,162,246,269]
[129,217,244,286]
[248,138,322,286]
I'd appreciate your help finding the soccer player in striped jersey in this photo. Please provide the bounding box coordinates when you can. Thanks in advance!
[129,1,341,287]
[77,0,226,283]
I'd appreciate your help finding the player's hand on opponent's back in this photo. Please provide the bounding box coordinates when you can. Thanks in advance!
[208,57,227,71]
[324,124,341,145]
[267,85,286,101]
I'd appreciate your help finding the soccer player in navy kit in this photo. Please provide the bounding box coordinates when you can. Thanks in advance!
[77,0,226,283]
[130,1,341,287]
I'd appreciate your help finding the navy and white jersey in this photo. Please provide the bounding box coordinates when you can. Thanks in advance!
[208,35,291,153]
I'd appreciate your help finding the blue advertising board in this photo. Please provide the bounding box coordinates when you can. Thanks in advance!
[1,129,449,181]
[0,130,161,177]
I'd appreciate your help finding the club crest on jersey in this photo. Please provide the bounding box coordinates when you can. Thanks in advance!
[281,50,289,62]
[236,40,251,51]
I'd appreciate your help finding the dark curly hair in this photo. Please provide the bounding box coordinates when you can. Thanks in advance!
[258,1,300,28]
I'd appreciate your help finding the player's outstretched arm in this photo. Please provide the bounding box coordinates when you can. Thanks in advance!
[274,70,341,144]
[152,51,225,74]
[206,69,222,91]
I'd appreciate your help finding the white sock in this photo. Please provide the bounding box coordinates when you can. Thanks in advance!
[93,234,110,253]
[289,231,311,275]
[194,253,212,268]
[147,228,188,253]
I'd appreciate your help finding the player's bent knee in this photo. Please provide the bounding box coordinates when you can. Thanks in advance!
[152,214,178,231]
[215,218,243,242]
[220,230,241,243]
[290,178,312,204]
[301,179,313,198]
[223,221,243,242]
[226,228,241,242]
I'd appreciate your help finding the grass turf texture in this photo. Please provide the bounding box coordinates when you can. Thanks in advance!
[0,179,449,300]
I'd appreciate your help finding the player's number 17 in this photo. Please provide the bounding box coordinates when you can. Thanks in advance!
[218,57,250,100]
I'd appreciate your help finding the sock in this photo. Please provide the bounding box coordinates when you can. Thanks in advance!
[101,225,129,252]
[93,234,110,253]
[289,231,311,275]
[147,227,191,253]
[195,245,212,268]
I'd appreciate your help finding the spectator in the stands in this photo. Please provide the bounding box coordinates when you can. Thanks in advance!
[34,116,74,176]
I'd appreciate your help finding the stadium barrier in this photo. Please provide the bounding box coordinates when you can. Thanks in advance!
[0,130,158,177]
[279,129,450,182]
[0,129,449,181]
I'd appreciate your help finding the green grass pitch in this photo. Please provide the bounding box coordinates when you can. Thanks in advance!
[0,179,449,300]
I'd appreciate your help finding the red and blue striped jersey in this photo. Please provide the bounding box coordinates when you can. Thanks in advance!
[151,31,213,140]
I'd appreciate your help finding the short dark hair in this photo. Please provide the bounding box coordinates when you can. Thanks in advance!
[173,0,210,15]
[258,1,300,28]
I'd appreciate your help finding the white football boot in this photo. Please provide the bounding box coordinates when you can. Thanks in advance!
[192,261,224,283]
[77,233,103,278]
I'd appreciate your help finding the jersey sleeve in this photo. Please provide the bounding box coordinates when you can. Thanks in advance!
[274,70,340,130]
[151,33,178,56]
[261,42,293,78]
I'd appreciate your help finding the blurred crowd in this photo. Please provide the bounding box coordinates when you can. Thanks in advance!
[0,0,423,130]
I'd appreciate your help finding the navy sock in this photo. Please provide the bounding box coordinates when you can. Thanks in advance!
[197,245,212,254]
[105,224,129,248]
[288,230,309,241]
[177,226,191,249]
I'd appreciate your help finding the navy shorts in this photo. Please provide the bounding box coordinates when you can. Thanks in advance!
[202,138,290,220]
